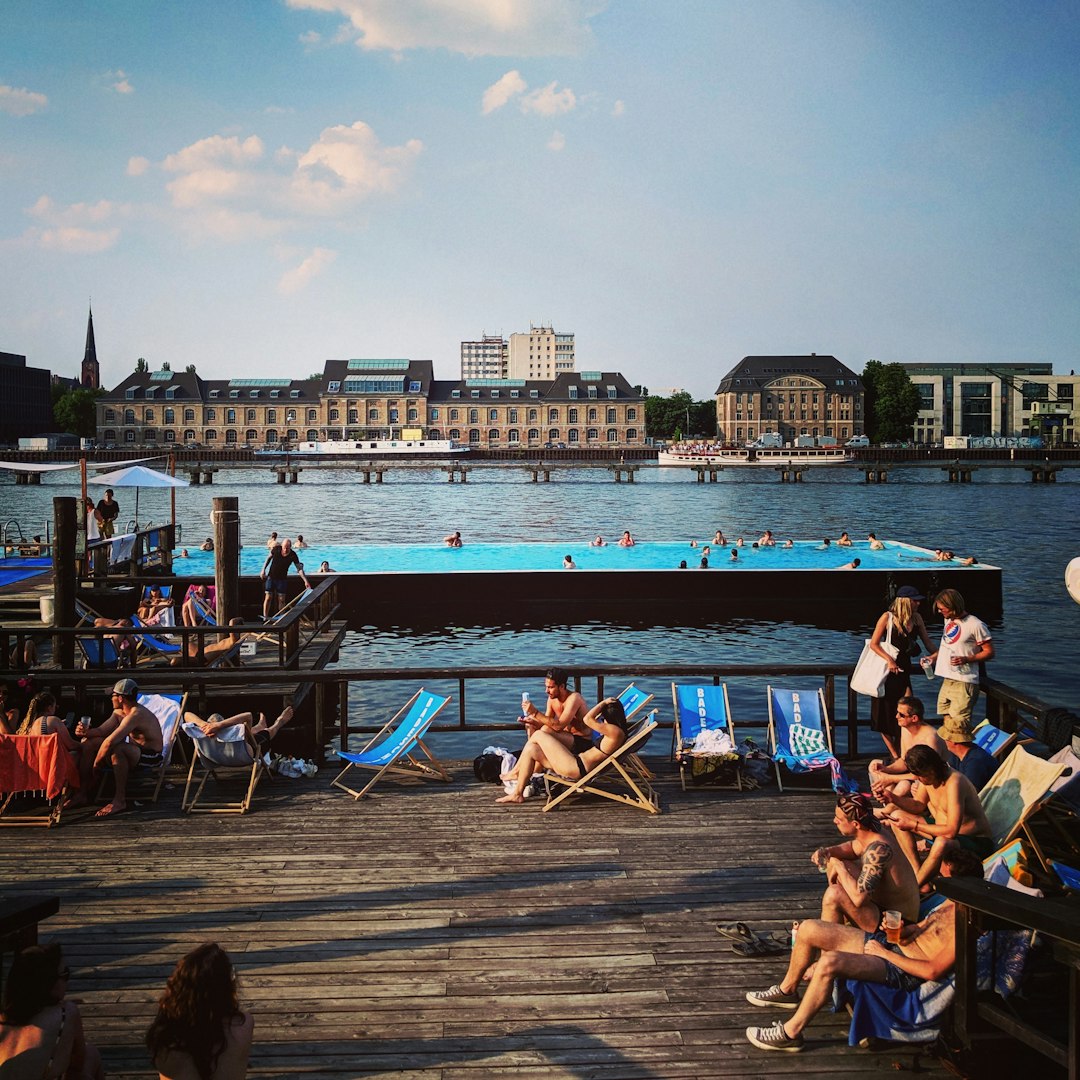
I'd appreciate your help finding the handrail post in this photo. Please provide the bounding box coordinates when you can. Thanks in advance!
[459,677,466,729]
[846,682,858,758]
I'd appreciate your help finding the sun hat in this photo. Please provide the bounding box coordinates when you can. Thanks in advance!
[939,716,974,744]
[112,678,139,697]
[896,585,924,600]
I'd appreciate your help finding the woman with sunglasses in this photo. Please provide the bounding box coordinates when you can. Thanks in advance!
[0,943,103,1078]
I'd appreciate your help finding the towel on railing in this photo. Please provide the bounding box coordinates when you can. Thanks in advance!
[110,533,137,565]
[0,734,80,800]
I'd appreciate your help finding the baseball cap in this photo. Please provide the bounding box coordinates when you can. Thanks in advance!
[896,585,924,600]
[112,678,139,698]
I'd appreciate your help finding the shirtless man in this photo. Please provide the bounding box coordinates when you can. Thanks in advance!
[758,530,775,546]
[444,530,463,547]
[837,531,853,547]
[744,849,982,1052]
[518,667,588,741]
[67,679,163,819]
[811,793,920,931]
[184,704,294,764]
[880,743,994,887]
[617,530,635,547]
[867,532,885,550]
[868,697,946,801]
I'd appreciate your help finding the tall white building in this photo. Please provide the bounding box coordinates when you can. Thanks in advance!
[460,334,508,380]
[508,325,575,380]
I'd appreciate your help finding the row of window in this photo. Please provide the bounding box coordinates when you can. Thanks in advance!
[100,428,637,445]
[106,405,637,425]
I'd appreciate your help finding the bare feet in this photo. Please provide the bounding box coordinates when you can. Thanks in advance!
[495,792,524,804]
[95,801,126,819]
[63,794,89,811]
[499,769,518,782]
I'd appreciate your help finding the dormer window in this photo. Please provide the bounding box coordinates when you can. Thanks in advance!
[249,390,260,398]
[328,381,341,392]
[471,390,480,399]
[209,390,220,399]
[270,390,280,398]
[451,389,460,399]
[290,390,300,398]
[530,390,539,398]
[409,381,421,392]
[510,390,519,398]
[165,386,177,398]
[229,390,239,398]
[568,386,578,399]
[607,385,617,399]
[125,388,136,399]
[491,389,500,398]
[145,388,156,399]
[587,387,597,398]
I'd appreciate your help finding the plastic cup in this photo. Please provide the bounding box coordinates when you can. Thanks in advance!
[884,910,902,944]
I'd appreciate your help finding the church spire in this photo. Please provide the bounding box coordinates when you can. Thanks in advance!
[81,304,100,389]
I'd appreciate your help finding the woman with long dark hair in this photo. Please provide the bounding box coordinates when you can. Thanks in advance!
[0,943,103,1078]
[146,943,253,1080]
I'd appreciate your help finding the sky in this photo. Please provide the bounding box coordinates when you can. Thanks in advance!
[1,0,1078,399]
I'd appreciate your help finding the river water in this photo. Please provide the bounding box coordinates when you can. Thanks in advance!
[3,464,1079,749]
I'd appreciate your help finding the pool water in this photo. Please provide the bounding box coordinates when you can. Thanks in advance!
[175,539,989,576]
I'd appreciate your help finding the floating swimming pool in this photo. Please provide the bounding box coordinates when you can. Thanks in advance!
[175,539,990,576]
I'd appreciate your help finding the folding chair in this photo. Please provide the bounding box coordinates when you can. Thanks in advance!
[670,683,740,790]
[766,686,843,793]
[978,745,1068,868]
[329,689,451,800]
[95,692,187,805]
[131,615,182,656]
[972,719,1019,760]
[252,587,315,641]
[615,682,655,782]
[182,720,269,814]
[543,711,660,814]
[0,734,80,827]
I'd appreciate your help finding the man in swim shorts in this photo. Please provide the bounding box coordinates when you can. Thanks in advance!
[744,849,982,1052]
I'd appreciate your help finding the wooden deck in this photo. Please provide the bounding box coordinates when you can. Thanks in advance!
[4,758,976,1078]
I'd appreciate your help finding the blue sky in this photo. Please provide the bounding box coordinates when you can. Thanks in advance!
[1,0,1078,398]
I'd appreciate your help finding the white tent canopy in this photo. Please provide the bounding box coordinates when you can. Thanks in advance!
[0,456,161,474]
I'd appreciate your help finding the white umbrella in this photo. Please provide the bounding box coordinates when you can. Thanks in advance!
[88,465,189,530]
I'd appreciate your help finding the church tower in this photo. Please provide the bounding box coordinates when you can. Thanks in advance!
[80,305,100,388]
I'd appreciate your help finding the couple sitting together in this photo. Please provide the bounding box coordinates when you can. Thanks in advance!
[496,667,627,804]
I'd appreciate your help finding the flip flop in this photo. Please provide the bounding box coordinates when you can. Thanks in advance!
[730,936,787,957]
[715,922,756,943]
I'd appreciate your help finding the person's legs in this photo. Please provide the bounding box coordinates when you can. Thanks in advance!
[890,822,921,877]
[784,950,891,1038]
[496,739,548,803]
[916,836,949,887]
[97,742,140,816]
[820,883,881,932]
[261,704,295,739]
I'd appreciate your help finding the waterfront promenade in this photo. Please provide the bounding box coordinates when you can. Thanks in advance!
[3,761,975,1079]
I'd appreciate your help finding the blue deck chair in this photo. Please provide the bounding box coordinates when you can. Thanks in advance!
[329,689,451,800]
[76,634,121,670]
[766,685,845,793]
[670,683,740,791]
[614,683,655,781]
[131,614,182,656]
[1049,860,1080,894]
[972,719,1018,760]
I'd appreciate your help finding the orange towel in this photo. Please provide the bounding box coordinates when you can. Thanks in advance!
[0,734,80,800]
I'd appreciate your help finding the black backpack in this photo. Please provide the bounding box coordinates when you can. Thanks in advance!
[473,753,504,783]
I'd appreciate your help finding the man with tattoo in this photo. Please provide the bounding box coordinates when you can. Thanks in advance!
[744,849,982,1053]
[811,793,920,931]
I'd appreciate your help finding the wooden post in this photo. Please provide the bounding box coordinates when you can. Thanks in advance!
[169,453,176,531]
[52,497,77,670]
[212,496,240,629]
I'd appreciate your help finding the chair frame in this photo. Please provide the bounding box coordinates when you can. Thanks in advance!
[0,733,78,828]
[766,685,836,793]
[670,682,739,791]
[329,689,451,801]
[615,682,655,782]
[543,711,660,814]
[95,692,188,805]
[182,731,269,815]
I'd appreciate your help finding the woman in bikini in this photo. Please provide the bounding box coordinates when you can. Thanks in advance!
[18,690,81,758]
[146,942,253,1080]
[497,697,627,804]
[0,943,104,1079]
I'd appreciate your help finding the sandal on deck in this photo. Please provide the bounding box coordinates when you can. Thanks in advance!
[715,922,756,943]
[730,936,788,957]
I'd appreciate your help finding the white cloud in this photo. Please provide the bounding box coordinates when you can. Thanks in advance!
[127,156,150,176]
[482,70,527,114]
[108,69,134,94]
[0,84,48,116]
[278,247,337,294]
[27,196,117,225]
[612,99,624,117]
[162,134,265,173]
[38,226,119,253]
[547,130,566,152]
[299,29,322,45]
[265,105,296,115]
[285,0,604,58]
[521,81,576,116]
[22,196,121,253]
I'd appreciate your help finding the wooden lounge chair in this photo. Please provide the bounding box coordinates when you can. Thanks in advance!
[95,692,188,805]
[543,711,660,814]
[329,689,451,800]
[0,733,80,827]
[972,719,1019,760]
[182,720,269,814]
[670,683,740,790]
[615,682,655,782]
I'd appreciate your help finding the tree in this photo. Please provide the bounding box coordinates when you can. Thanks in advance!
[185,363,197,374]
[135,357,148,372]
[53,387,103,437]
[862,360,921,443]
[161,361,171,371]
[644,391,716,440]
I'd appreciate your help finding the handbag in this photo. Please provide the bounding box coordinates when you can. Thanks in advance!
[851,613,898,697]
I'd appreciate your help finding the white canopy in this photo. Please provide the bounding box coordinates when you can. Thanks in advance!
[88,465,189,489]
[0,456,160,474]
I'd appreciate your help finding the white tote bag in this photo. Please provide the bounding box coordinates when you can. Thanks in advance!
[850,613,897,698]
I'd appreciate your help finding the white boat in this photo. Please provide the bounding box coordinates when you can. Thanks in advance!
[657,445,853,466]
[256,437,469,457]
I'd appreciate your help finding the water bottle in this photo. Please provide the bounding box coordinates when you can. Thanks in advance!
[521,691,530,715]
[920,657,935,681]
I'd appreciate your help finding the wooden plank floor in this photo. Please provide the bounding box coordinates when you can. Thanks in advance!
[3,758,967,1078]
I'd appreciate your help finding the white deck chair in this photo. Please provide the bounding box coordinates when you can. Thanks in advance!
[181,718,269,814]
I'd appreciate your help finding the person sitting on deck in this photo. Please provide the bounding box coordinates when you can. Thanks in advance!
[90,617,138,667]
[743,848,982,1053]
[0,943,104,1080]
[183,704,294,764]
[146,942,253,1080]
[940,715,999,791]
[66,678,164,819]
[171,618,244,668]
[181,585,215,627]
[0,682,20,734]
[810,793,920,932]
[137,585,173,626]
[497,697,628,804]
[878,744,994,889]
[518,667,588,741]
[868,697,946,802]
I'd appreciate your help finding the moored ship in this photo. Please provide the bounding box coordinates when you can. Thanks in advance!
[658,443,853,466]
[256,435,469,457]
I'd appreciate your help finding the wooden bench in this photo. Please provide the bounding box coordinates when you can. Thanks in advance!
[0,894,60,995]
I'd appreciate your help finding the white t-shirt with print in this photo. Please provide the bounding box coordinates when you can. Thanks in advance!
[935,613,991,684]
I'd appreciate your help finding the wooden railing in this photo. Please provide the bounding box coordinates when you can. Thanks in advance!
[85,523,176,578]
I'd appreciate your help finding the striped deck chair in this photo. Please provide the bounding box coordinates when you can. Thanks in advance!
[972,720,1019,760]
[766,686,846,793]
[543,711,660,814]
[671,683,740,790]
[979,745,1068,868]
[329,689,451,800]
[181,718,269,814]
[0,734,80,827]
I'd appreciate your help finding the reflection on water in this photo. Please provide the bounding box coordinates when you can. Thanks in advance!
[4,465,1080,714]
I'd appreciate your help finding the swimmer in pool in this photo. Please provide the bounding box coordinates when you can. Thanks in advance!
[618,531,635,547]
[838,531,853,547]
[699,557,709,569]
[839,558,861,569]
[713,530,726,545]
[590,535,606,547]
[758,530,776,546]
[868,532,885,550]
[730,549,739,562]
[562,555,577,569]
[782,539,794,548]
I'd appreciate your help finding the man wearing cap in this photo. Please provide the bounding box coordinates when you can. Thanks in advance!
[811,793,920,931]
[926,588,994,727]
[940,716,998,791]
[67,679,163,818]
